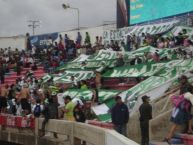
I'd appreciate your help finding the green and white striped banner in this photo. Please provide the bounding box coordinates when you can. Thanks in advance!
[41,74,53,82]
[93,58,193,122]
[125,46,175,60]
[62,89,121,102]
[126,21,178,36]
[58,50,119,70]
[165,26,193,38]
[53,70,95,84]
[103,62,165,78]
[72,54,90,62]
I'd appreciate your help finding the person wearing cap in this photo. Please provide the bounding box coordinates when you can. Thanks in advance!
[62,96,75,121]
[111,96,129,136]
[139,95,152,145]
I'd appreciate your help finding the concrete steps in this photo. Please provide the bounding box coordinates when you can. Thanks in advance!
[0,66,46,88]
[150,142,184,145]
[151,133,193,145]
[177,134,193,145]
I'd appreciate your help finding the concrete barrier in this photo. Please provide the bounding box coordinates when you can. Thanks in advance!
[36,118,139,145]
[0,118,139,145]
[106,130,139,145]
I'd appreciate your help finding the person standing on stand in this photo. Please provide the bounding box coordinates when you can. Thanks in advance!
[41,94,58,138]
[0,62,5,84]
[84,32,91,44]
[139,95,152,145]
[111,96,129,136]
[16,59,21,76]
[73,103,86,145]
[62,96,75,121]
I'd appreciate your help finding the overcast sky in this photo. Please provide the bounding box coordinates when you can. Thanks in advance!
[0,0,116,36]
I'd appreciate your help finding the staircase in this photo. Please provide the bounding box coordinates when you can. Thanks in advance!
[150,133,193,145]
[127,85,193,145]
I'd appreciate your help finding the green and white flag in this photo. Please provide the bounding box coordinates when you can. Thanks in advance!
[93,59,193,121]
[41,74,52,83]
[165,26,193,38]
[72,54,90,62]
[62,89,121,102]
[58,50,119,70]
[53,70,95,84]
[126,20,178,36]
[103,62,165,78]
[128,46,175,59]
[63,89,93,101]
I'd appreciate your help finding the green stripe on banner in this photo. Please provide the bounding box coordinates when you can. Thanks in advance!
[57,50,118,70]
[53,70,95,84]
[103,62,165,78]
[97,114,111,122]
[62,89,120,103]
[104,98,116,109]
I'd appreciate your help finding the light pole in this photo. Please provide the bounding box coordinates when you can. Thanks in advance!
[62,4,80,30]
[27,20,40,35]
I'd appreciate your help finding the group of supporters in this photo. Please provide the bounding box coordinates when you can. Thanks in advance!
[0,25,193,145]
[23,29,193,80]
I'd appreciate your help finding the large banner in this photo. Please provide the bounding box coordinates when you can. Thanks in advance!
[92,58,193,121]
[103,63,165,78]
[58,50,119,70]
[53,70,95,84]
[41,70,95,84]
[30,32,59,48]
[165,26,193,38]
[103,21,178,46]
[61,89,121,102]
[125,21,177,36]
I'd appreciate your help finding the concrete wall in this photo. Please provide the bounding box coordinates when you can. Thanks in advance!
[0,118,139,145]
[0,36,26,50]
[149,110,173,141]
[0,127,36,145]
[36,118,139,145]
[106,130,138,145]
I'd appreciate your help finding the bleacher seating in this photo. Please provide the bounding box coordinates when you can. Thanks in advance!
[0,66,46,88]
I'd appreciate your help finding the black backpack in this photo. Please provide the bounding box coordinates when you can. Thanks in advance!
[34,104,41,117]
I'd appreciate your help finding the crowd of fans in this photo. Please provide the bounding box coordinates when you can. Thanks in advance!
[1,24,193,145]
[19,27,193,78]
[127,29,193,50]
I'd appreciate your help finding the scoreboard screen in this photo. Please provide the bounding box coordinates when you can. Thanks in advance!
[130,0,193,24]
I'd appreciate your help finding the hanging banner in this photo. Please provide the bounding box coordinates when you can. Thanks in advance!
[30,32,59,47]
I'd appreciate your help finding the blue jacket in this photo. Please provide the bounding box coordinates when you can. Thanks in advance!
[111,103,129,125]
